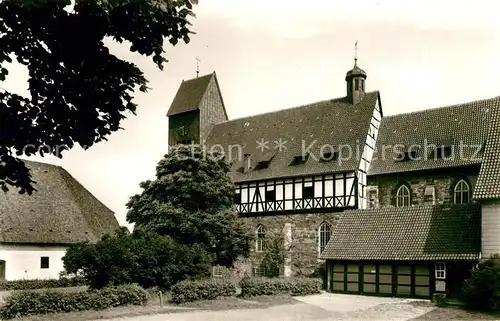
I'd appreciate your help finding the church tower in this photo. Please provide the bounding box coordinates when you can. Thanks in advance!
[345,43,367,105]
[166,72,228,147]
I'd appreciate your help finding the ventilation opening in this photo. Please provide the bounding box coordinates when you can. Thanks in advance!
[236,167,245,173]
[289,154,309,166]
[395,150,417,162]
[320,151,339,162]
[255,161,270,170]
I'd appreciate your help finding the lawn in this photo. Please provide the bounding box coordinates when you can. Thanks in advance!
[10,294,299,321]
[408,301,500,320]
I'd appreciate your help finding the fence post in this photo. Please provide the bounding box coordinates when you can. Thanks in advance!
[159,291,163,307]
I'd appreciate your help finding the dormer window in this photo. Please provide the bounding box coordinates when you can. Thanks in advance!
[290,154,309,166]
[320,150,339,162]
[395,148,417,162]
[255,161,269,170]
[433,146,453,160]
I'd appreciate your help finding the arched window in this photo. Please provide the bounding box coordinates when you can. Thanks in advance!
[318,222,331,255]
[256,225,266,252]
[396,185,411,207]
[454,180,470,204]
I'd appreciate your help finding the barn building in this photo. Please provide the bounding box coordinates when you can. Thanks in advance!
[0,160,120,280]
[166,58,500,299]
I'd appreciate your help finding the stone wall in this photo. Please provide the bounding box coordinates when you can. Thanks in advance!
[230,211,341,278]
[367,166,480,208]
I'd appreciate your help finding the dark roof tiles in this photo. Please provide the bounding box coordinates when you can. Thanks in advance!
[320,203,481,261]
[473,97,500,199]
[206,92,380,182]
[166,73,214,116]
[368,97,497,175]
[0,160,120,244]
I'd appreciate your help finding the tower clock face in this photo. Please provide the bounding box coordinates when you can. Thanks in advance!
[177,124,188,136]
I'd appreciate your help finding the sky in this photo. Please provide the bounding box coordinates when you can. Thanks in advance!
[3,0,500,228]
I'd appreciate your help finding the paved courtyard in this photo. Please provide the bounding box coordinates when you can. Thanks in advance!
[101,293,436,321]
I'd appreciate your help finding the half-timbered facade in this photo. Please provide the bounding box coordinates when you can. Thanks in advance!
[166,58,500,299]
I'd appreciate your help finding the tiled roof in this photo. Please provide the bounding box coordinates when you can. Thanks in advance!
[205,92,380,183]
[166,73,213,116]
[473,97,500,200]
[0,160,120,244]
[368,97,497,176]
[320,203,481,261]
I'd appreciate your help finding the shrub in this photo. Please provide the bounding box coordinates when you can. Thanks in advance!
[170,279,237,303]
[0,284,148,319]
[63,232,212,289]
[240,277,321,297]
[462,255,500,311]
[310,263,327,290]
[0,276,87,291]
[432,293,448,307]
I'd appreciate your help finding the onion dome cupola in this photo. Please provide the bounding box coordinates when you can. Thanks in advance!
[345,43,367,105]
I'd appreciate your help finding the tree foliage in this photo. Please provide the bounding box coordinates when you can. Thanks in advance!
[462,254,500,311]
[0,0,196,194]
[126,144,252,267]
[63,230,212,289]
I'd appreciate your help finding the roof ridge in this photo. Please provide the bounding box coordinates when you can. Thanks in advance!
[181,72,214,83]
[383,95,500,119]
[219,90,380,124]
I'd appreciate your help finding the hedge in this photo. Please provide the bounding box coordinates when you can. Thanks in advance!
[0,284,148,319]
[0,276,87,291]
[170,279,237,303]
[240,277,321,297]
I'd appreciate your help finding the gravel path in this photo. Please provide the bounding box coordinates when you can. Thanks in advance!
[98,295,436,321]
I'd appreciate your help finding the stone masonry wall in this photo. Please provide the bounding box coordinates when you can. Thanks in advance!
[367,166,480,208]
[230,212,341,279]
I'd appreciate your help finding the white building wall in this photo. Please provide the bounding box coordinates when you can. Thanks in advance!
[0,244,68,280]
[482,203,500,258]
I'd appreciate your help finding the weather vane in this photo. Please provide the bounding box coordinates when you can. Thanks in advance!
[196,56,200,78]
[354,41,359,62]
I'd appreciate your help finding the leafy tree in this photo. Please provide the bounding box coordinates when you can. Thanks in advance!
[462,254,500,311]
[63,230,212,289]
[0,0,196,194]
[126,144,252,267]
[260,235,287,278]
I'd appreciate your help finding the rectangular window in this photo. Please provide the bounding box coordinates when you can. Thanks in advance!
[212,266,223,278]
[435,262,446,279]
[355,79,359,90]
[253,266,266,277]
[303,185,314,199]
[40,257,49,269]
[234,191,241,204]
[265,189,276,202]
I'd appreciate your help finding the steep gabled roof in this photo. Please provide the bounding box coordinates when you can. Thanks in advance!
[473,97,500,200]
[205,92,380,183]
[368,97,497,176]
[0,160,120,244]
[166,73,214,116]
[320,203,481,261]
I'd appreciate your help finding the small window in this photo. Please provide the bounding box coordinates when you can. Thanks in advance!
[255,161,269,170]
[396,150,417,162]
[253,266,266,277]
[396,185,411,207]
[236,167,245,173]
[212,265,223,278]
[454,180,470,204]
[289,154,308,166]
[320,151,339,162]
[435,262,446,279]
[234,191,241,204]
[355,79,359,90]
[40,257,49,269]
[434,146,453,159]
[256,225,266,252]
[303,185,314,199]
[318,222,331,255]
[360,79,364,91]
[265,189,276,202]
